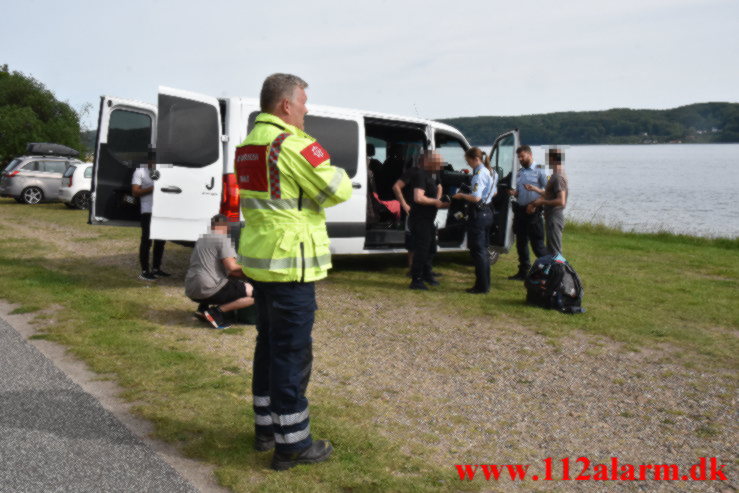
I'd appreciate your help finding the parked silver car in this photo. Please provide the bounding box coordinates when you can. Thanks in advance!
[59,163,93,209]
[1,155,82,204]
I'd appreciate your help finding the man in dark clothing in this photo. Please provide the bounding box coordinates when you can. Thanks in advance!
[408,151,448,290]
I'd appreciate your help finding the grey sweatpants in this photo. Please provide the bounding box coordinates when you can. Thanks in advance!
[545,211,565,255]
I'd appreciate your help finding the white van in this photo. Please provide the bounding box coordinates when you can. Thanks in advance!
[90,87,521,256]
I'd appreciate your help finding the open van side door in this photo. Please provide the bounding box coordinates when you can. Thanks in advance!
[151,86,223,241]
[489,129,520,252]
[90,97,156,226]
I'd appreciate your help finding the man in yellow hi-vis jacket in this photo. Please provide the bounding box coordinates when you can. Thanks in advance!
[235,73,352,471]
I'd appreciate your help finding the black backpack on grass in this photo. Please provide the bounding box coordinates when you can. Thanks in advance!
[525,254,585,314]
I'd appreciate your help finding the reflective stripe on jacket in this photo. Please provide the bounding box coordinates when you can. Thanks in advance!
[236,113,352,282]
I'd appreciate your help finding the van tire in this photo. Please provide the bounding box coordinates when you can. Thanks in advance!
[21,187,43,205]
[72,191,91,210]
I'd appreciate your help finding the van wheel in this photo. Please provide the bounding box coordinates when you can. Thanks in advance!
[72,191,91,210]
[487,247,500,265]
[21,187,43,205]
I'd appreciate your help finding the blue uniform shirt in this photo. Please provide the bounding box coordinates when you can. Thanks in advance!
[516,164,547,206]
[470,165,497,204]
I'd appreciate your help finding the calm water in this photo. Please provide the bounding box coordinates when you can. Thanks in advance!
[473,144,739,238]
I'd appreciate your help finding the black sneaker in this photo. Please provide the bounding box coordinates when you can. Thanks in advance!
[430,271,443,277]
[423,277,440,286]
[152,269,171,278]
[203,307,231,329]
[194,304,208,321]
[138,271,156,281]
[254,433,275,452]
[507,272,527,281]
[271,440,333,471]
[466,287,488,294]
[409,279,429,290]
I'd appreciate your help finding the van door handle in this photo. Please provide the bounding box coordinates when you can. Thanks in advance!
[352,182,362,189]
[161,186,182,194]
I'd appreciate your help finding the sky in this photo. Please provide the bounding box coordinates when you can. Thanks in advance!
[2,0,738,130]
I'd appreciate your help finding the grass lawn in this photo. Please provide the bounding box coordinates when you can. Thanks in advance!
[0,199,736,492]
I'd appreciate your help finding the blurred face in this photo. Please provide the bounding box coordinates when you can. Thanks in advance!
[283,86,308,130]
[424,152,443,171]
[213,223,228,234]
[517,150,533,167]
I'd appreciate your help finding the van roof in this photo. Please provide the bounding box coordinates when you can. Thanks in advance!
[231,97,467,139]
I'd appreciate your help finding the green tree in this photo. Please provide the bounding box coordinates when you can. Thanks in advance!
[0,65,83,165]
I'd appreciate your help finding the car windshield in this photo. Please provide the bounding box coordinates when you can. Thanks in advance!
[63,165,76,178]
[2,159,21,173]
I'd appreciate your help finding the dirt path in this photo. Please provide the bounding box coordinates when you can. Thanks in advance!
[4,209,737,492]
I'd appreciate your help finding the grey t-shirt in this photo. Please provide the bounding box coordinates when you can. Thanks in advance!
[543,173,568,219]
[184,233,237,300]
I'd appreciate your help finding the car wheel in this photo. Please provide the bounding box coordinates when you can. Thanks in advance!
[21,187,43,205]
[487,247,500,265]
[72,191,91,210]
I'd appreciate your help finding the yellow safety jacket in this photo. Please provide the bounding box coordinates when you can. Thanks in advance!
[236,113,352,282]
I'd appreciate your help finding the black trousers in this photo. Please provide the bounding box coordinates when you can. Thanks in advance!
[139,213,165,272]
[409,217,436,281]
[467,208,494,291]
[513,205,548,271]
[251,280,315,452]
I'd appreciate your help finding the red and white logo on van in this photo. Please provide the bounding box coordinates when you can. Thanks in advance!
[300,142,330,168]
[235,145,268,192]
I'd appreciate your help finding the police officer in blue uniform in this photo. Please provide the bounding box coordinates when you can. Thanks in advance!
[453,147,498,293]
[507,145,548,280]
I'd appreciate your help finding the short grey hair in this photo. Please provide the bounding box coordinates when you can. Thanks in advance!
[260,73,308,112]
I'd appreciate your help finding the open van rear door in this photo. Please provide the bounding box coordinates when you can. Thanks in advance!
[90,97,156,226]
[151,87,223,241]
[489,129,520,252]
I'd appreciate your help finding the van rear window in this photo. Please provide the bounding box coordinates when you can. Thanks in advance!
[248,112,359,178]
[108,109,152,167]
[157,95,219,168]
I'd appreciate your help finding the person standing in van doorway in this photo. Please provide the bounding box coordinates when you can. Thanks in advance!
[408,151,448,290]
[452,147,497,294]
[526,148,568,255]
[507,145,548,280]
[236,74,352,471]
[131,152,169,281]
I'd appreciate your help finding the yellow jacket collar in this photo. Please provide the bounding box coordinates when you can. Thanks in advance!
[255,113,309,139]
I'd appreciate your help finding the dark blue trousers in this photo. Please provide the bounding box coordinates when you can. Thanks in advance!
[467,208,494,292]
[251,280,316,452]
[513,205,548,272]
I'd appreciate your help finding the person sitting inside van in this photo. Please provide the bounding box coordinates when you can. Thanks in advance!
[185,214,254,329]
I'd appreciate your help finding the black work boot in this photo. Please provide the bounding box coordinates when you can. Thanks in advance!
[271,440,333,471]
[507,267,528,281]
[254,433,275,452]
[409,279,429,290]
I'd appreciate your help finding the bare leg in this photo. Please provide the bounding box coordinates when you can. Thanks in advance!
[220,282,254,312]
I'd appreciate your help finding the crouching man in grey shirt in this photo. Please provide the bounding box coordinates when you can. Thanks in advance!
[185,214,254,329]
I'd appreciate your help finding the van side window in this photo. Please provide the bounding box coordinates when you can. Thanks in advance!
[84,167,93,179]
[492,133,516,182]
[108,109,152,167]
[435,132,468,172]
[247,112,359,178]
[22,161,40,171]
